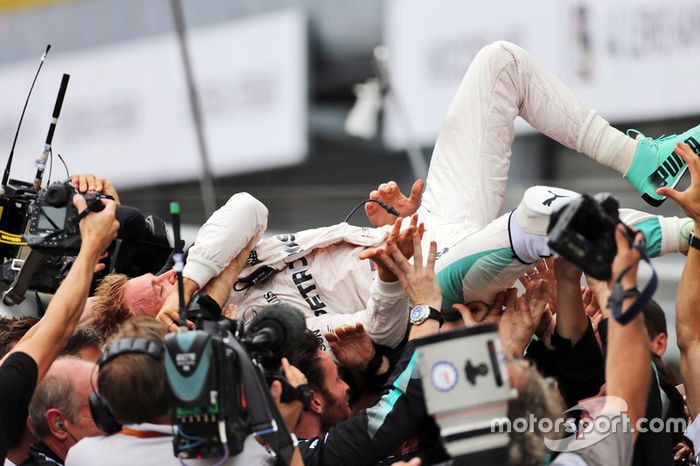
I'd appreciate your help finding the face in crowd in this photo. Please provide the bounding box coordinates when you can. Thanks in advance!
[122,270,177,316]
[314,350,353,430]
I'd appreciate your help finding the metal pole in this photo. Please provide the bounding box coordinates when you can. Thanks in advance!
[373,46,428,180]
[169,0,217,217]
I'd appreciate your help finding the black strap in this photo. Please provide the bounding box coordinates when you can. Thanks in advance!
[233,265,277,291]
[428,306,444,325]
[77,208,91,221]
[363,346,385,375]
[689,231,700,251]
[441,307,462,323]
[607,239,657,325]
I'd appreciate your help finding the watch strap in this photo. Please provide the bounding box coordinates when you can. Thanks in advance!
[689,231,700,251]
[441,306,462,322]
[427,306,443,324]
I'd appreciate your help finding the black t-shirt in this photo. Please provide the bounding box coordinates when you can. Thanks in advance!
[0,352,38,462]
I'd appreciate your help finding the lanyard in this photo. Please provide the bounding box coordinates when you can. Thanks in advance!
[119,427,170,439]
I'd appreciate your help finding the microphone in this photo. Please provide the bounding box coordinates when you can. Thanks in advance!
[170,202,187,327]
[114,205,147,240]
[33,73,70,191]
[248,303,306,365]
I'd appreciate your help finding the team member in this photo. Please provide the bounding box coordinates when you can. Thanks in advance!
[65,317,304,466]
[293,332,354,439]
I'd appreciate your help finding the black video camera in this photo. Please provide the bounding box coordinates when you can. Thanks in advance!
[164,298,306,464]
[23,181,112,256]
[547,192,636,280]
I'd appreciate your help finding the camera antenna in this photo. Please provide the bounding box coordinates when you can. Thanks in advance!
[170,202,187,328]
[1,44,51,191]
[33,72,69,191]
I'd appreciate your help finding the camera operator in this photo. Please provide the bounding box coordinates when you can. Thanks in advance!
[545,226,652,465]
[65,315,307,466]
[0,195,118,464]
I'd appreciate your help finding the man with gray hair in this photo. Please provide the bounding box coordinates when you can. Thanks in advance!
[22,358,101,466]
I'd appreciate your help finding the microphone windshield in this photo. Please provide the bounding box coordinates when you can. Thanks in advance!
[115,205,147,240]
[248,303,306,366]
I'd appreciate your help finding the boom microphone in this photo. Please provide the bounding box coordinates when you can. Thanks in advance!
[248,303,307,365]
[114,205,146,239]
[33,73,70,191]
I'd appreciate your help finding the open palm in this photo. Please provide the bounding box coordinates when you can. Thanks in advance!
[325,323,375,370]
[365,179,424,227]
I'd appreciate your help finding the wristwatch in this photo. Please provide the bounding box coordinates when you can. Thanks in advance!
[689,231,700,251]
[409,304,443,326]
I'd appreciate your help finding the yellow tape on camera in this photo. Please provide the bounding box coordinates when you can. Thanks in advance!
[0,230,26,245]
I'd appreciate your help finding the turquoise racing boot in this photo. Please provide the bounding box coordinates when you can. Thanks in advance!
[624,127,700,207]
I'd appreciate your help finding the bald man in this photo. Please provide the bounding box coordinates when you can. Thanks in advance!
[23,358,101,466]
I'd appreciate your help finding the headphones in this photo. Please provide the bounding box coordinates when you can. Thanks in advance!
[89,338,164,435]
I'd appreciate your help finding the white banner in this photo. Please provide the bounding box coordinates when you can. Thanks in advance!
[560,0,700,122]
[383,0,561,149]
[383,0,700,150]
[0,8,308,188]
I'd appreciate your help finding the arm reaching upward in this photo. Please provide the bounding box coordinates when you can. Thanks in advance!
[658,142,700,418]
[4,195,119,381]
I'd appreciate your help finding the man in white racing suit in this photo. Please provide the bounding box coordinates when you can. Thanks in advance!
[148,41,695,349]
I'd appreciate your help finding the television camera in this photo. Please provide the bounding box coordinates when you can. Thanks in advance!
[164,203,307,465]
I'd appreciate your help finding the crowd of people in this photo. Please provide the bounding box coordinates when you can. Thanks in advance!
[2,41,700,466]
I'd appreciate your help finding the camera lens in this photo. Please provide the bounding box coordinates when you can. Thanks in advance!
[44,183,71,207]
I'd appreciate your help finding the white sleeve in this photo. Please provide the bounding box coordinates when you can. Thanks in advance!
[183,193,268,289]
[305,278,409,349]
[619,208,690,256]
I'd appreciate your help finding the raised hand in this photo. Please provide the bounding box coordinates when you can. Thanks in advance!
[610,226,643,291]
[270,357,308,431]
[444,292,507,331]
[325,322,375,370]
[365,179,424,227]
[585,274,611,317]
[377,230,441,310]
[71,173,121,204]
[359,214,425,282]
[657,142,700,223]
[74,195,119,259]
[519,257,558,314]
[498,280,550,357]
[582,287,604,333]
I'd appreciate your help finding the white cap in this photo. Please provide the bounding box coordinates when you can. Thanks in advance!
[515,186,581,235]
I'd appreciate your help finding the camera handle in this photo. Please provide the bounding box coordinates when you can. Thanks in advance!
[2,248,48,305]
[76,195,107,222]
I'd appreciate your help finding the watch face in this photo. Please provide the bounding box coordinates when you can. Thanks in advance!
[410,305,429,323]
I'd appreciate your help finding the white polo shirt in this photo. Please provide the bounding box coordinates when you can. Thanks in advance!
[65,423,273,466]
